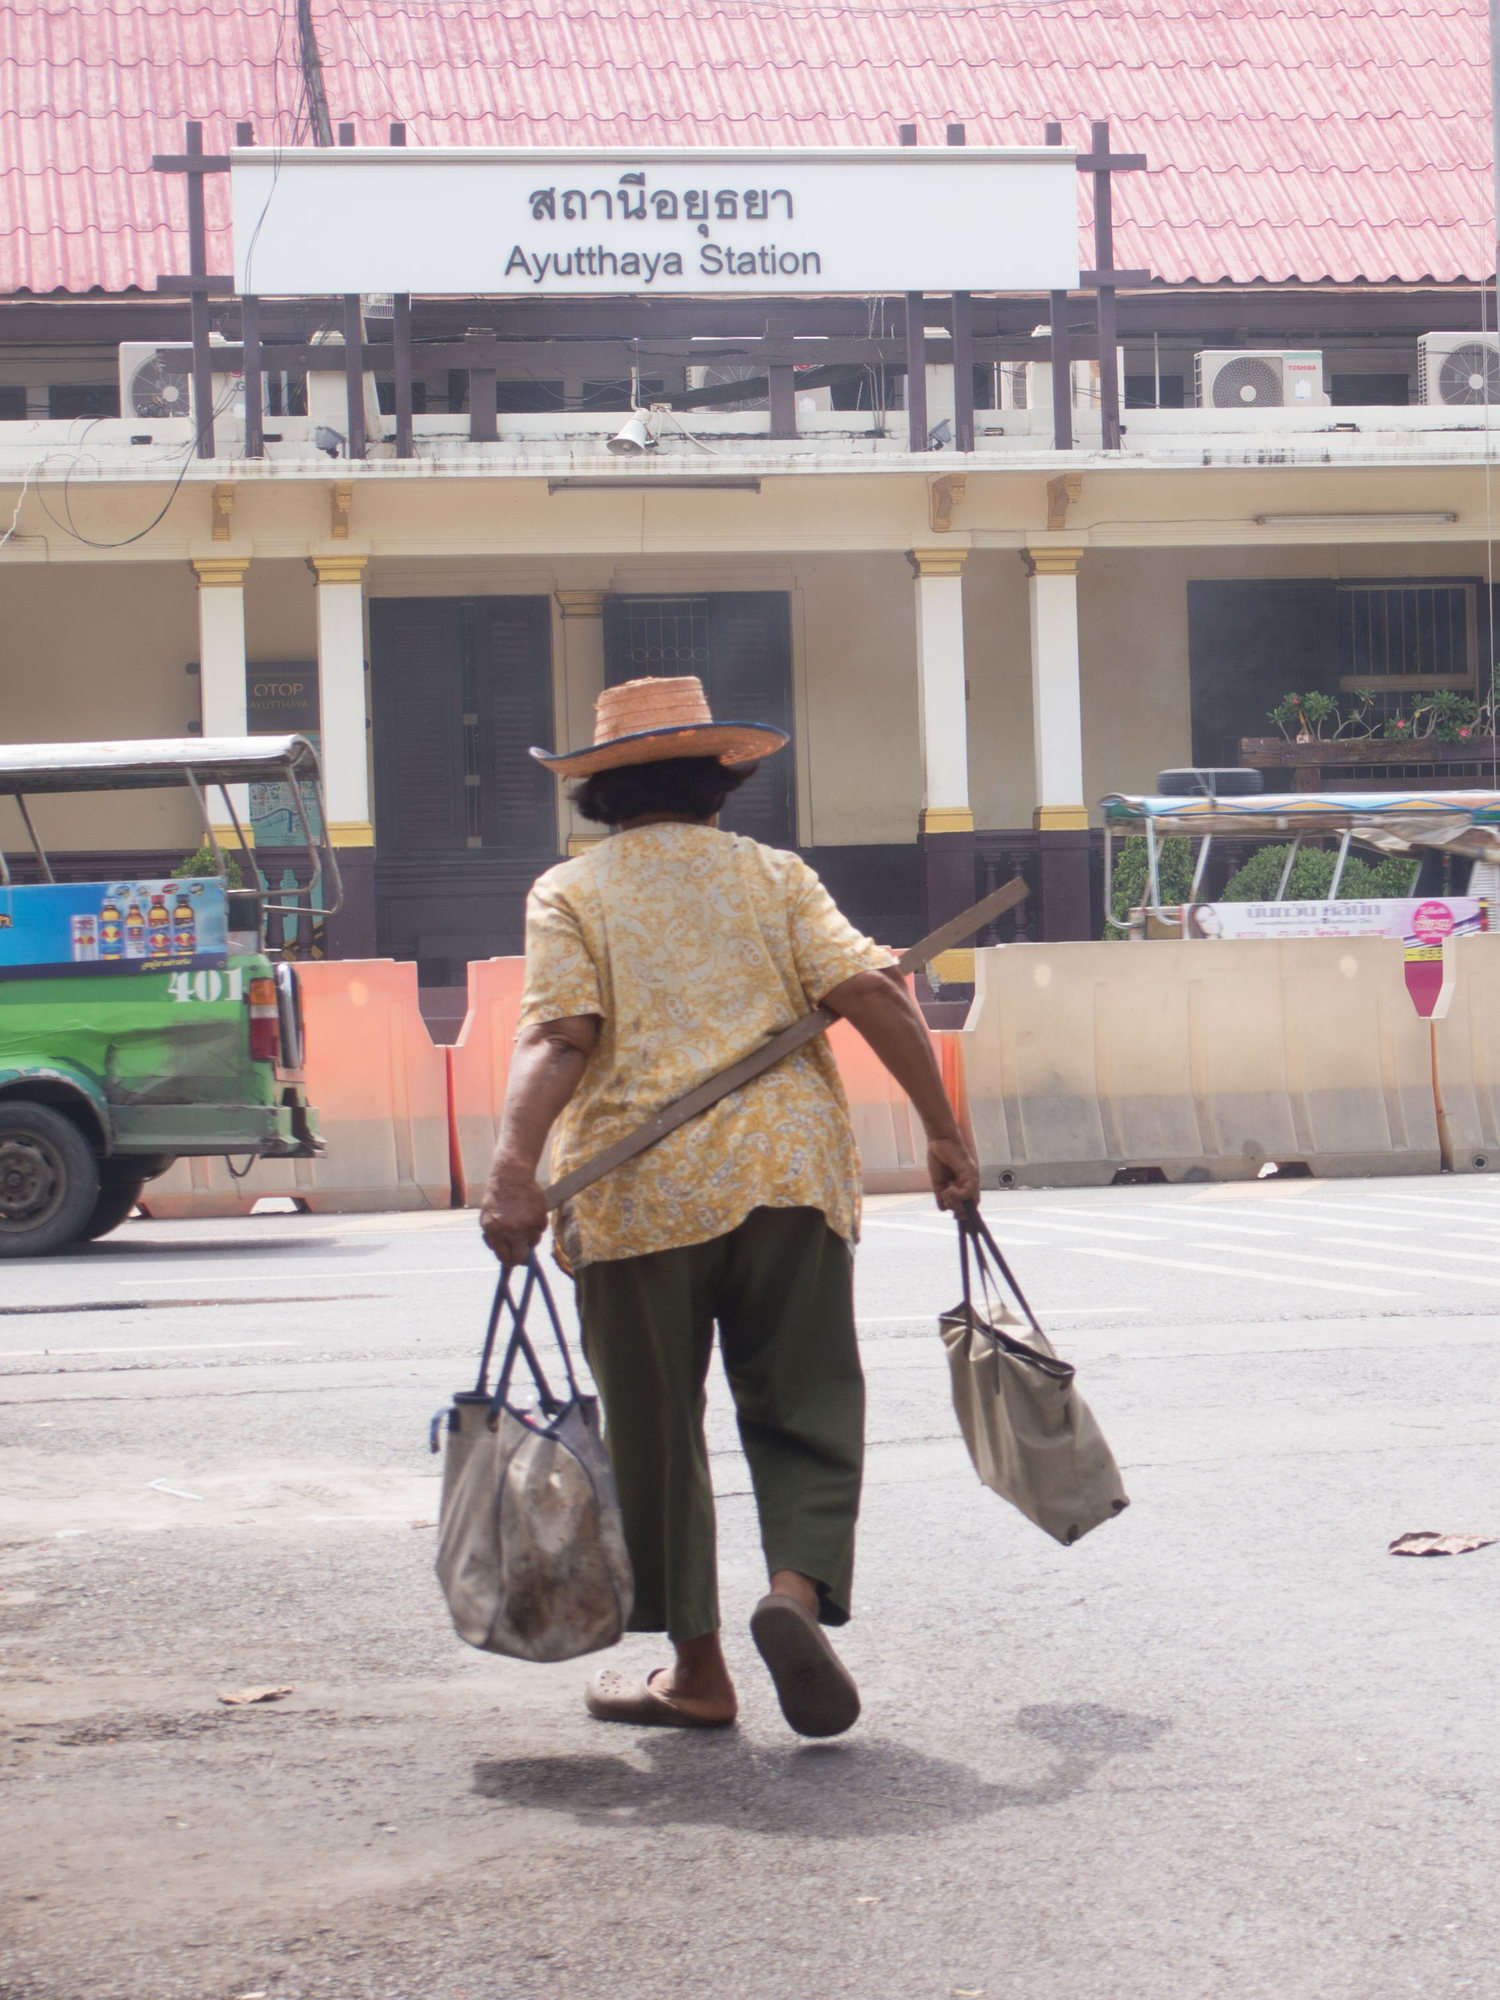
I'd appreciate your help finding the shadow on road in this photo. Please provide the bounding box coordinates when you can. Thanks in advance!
[472,1701,1170,1837]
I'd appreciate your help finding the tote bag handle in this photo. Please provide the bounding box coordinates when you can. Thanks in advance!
[957,1201,1045,1340]
[473,1254,585,1419]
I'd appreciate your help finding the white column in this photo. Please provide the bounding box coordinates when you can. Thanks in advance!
[1024,545,1088,829]
[192,557,249,843]
[908,547,971,830]
[555,589,607,854]
[310,554,372,847]
[909,547,973,984]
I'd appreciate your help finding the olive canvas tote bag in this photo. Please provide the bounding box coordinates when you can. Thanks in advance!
[432,1257,633,1661]
[940,1207,1129,1546]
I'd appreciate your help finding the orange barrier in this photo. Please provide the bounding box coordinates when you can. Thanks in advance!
[138,960,451,1217]
[444,960,959,1205]
[447,957,530,1207]
[827,978,966,1195]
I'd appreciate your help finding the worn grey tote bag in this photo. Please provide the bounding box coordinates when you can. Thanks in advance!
[940,1207,1129,1546]
[432,1257,633,1661]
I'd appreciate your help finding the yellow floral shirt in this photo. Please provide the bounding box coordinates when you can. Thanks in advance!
[518,823,896,1270]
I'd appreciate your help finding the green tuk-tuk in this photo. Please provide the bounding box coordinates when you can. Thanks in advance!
[0,736,337,1256]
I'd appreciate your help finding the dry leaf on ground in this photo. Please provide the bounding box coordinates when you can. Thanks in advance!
[1388,1531,1496,1557]
[216,1685,294,1705]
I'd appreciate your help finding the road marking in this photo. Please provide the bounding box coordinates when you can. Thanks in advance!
[1444,1232,1500,1246]
[118,1265,497,1287]
[964,1214,1159,1244]
[857,1307,1146,1323]
[1195,1241,1500,1287]
[1237,1201,1420,1230]
[0,1296,381,1318]
[1072,1247,1408,1298]
[1358,1191,1500,1216]
[0,1341,298,1359]
[864,1220,1046,1247]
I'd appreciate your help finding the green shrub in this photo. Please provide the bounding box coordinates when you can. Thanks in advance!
[1220,844,1417,902]
[1106,833,1194,935]
[174,844,243,889]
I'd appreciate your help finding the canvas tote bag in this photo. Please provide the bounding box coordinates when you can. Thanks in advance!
[432,1256,633,1661]
[940,1206,1129,1545]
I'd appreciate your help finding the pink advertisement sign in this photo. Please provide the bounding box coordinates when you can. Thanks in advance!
[1180,897,1488,1016]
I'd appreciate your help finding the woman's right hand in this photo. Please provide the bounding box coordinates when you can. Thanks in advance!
[480,1163,548,1267]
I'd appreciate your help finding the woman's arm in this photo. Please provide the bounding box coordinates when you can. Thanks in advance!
[821,968,981,1212]
[479,1014,600,1264]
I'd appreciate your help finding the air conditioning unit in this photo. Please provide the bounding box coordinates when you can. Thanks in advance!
[1195,350,1326,410]
[306,332,383,444]
[1418,332,1500,407]
[118,339,246,423]
[1020,357,1126,412]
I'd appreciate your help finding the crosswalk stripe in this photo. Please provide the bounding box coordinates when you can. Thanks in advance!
[1072,1247,1407,1297]
[1195,1241,1500,1287]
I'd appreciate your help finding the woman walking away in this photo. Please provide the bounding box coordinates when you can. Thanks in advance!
[481,675,980,1738]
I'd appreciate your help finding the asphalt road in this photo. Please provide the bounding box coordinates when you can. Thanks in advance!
[2,1172,1498,1999]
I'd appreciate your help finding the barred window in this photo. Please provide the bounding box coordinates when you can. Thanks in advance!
[1337,583,1476,689]
[614,596,710,677]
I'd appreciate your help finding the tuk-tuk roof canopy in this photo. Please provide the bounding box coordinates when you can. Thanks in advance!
[0,737,321,795]
[1102,789,1500,859]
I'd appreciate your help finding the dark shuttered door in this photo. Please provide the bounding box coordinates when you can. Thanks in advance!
[372,597,556,858]
[371,600,467,852]
[603,591,795,850]
[476,599,558,852]
[707,593,795,849]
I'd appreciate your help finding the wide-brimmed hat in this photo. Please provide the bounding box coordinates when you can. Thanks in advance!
[530,675,788,777]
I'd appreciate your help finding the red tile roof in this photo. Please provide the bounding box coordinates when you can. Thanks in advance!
[1,0,1492,294]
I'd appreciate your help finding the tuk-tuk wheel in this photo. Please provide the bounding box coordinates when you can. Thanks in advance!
[0,1100,101,1257]
[82,1164,151,1242]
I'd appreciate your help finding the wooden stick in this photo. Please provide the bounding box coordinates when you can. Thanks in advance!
[541,873,1029,1210]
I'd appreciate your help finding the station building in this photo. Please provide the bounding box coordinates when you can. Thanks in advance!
[1,0,1496,1017]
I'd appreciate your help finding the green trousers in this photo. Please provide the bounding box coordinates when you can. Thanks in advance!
[575,1205,864,1643]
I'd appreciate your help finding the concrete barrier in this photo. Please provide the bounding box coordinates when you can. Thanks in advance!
[962,937,1439,1188]
[1431,934,1500,1175]
[447,957,529,1207]
[139,960,452,1217]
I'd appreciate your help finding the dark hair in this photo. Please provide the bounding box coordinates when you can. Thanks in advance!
[571,755,753,827]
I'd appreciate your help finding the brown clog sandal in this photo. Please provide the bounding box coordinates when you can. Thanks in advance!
[749,1592,861,1738]
[584,1666,735,1729]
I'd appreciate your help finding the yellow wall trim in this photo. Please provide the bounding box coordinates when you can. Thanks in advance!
[556,590,609,620]
[327,819,376,846]
[211,485,235,543]
[566,833,606,855]
[908,547,968,579]
[192,556,250,588]
[1023,546,1086,578]
[1033,804,1089,830]
[309,555,369,587]
[922,805,974,834]
[930,948,975,984]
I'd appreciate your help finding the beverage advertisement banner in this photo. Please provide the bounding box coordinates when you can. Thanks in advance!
[0,879,229,981]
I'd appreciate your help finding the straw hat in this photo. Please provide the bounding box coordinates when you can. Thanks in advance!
[530,675,788,777]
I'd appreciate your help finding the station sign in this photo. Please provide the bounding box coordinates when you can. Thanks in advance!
[232,147,1080,297]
